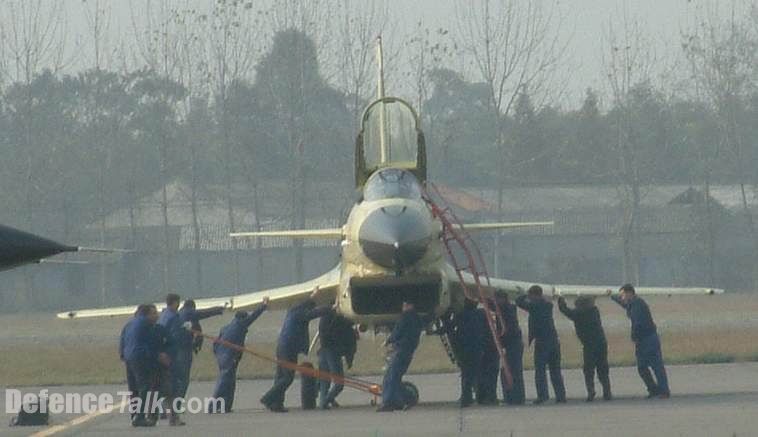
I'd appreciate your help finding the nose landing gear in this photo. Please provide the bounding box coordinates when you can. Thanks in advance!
[401,381,420,408]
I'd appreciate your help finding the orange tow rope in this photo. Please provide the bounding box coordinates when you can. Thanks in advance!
[197,331,382,397]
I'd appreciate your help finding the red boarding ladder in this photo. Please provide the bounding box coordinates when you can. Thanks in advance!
[422,183,513,389]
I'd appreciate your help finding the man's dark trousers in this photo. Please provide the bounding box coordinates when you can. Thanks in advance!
[583,344,610,397]
[382,350,413,408]
[534,339,565,401]
[261,349,298,408]
[502,337,525,405]
[636,333,669,395]
[318,348,344,407]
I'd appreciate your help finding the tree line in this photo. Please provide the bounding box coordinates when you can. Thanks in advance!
[0,0,756,296]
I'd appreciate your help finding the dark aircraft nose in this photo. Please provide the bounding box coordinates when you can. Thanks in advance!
[0,224,77,271]
[359,205,432,269]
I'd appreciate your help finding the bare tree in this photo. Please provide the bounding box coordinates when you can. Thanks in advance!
[331,0,391,128]
[129,0,183,295]
[602,14,661,285]
[207,0,267,292]
[264,1,339,281]
[0,1,69,307]
[405,23,456,119]
[0,0,68,84]
[454,0,566,276]
[174,6,212,296]
[82,0,115,304]
[683,0,758,289]
[82,0,112,71]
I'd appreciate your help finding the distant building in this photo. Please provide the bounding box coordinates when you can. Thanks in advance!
[462,185,756,290]
[5,182,754,313]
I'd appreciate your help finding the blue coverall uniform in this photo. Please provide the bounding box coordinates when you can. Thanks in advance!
[211,305,267,412]
[612,295,670,396]
[146,321,173,421]
[381,309,425,409]
[174,306,224,399]
[476,308,499,405]
[449,304,484,406]
[318,311,357,408]
[558,297,611,400]
[261,301,331,410]
[157,308,182,403]
[120,314,158,422]
[499,302,525,405]
[516,295,566,402]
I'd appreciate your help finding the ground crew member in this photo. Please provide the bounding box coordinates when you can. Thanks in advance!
[120,304,150,424]
[456,300,484,407]
[558,295,612,401]
[318,310,357,409]
[157,294,184,425]
[261,287,332,413]
[377,300,426,412]
[516,285,566,404]
[175,300,224,402]
[210,297,269,413]
[610,284,670,399]
[476,305,499,405]
[120,304,159,427]
[496,295,525,405]
[149,304,178,425]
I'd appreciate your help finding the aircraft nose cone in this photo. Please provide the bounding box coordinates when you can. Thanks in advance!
[359,205,431,269]
[0,224,77,271]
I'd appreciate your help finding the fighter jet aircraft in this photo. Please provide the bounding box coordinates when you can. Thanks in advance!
[0,224,123,272]
[58,39,722,325]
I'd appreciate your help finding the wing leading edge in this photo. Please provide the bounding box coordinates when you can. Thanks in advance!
[57,264,341,319]
[447,265,724,303]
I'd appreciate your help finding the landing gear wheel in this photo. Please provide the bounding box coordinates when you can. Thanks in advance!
[300,362,318,410]
[401,381,419,408]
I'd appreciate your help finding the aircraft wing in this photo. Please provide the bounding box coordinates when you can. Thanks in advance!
[56,296,233,320]
[57,265,341,319]
[230,265,340,311]
[459,222,553,232]
[447,265,724,302]
[230,229,343,239]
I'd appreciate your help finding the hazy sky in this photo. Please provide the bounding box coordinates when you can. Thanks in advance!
[27,0,718,107]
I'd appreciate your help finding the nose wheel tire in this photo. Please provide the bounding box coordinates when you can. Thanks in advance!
[401,381,419,408]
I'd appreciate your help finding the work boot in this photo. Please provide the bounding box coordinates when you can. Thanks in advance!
[600,381,612,400]
[131,416,149,427]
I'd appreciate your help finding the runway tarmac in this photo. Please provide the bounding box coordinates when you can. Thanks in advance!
[4,362,758,436]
